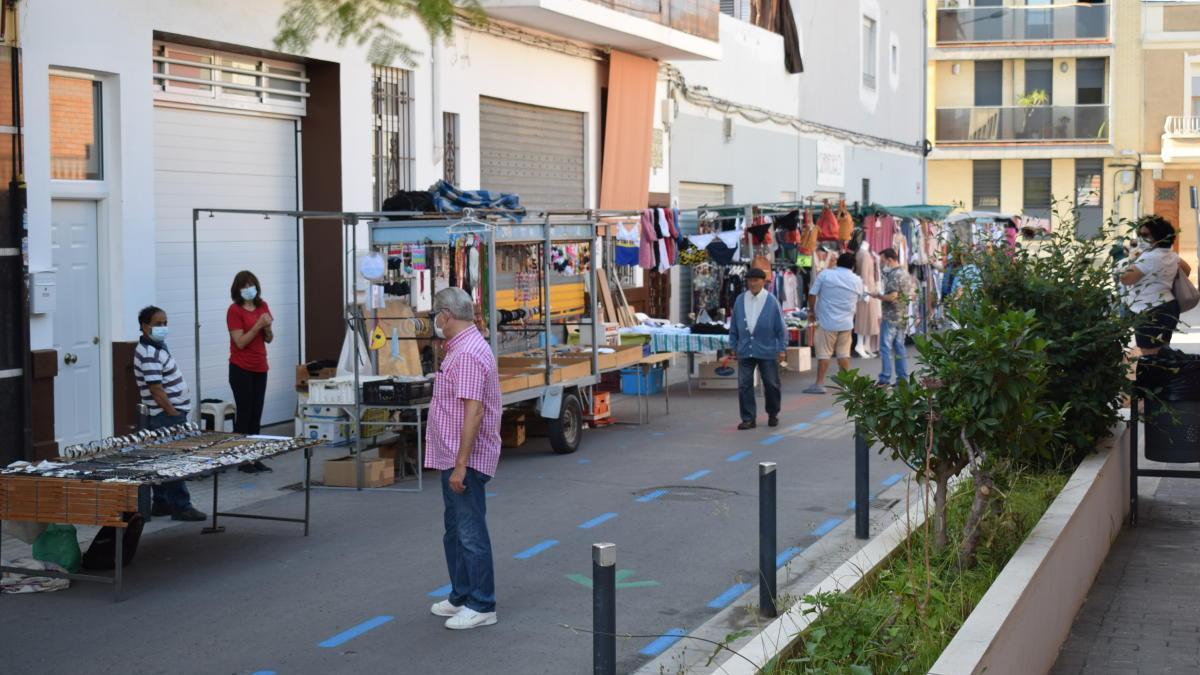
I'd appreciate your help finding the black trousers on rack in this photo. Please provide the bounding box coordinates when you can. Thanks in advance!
[229,363,268,435]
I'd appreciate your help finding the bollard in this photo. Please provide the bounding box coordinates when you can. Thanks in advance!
[855,424,869,540]
[593,543,616,675]
[759,462,778,618]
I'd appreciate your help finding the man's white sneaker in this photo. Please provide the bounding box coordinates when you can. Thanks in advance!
[444,608,498,630]
[431,599,463,617]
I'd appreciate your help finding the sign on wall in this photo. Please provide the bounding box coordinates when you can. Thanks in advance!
[817,141,845,189]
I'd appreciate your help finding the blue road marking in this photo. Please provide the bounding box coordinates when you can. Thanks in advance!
[760,435,785,446]
[707,583,753,609]
[514,539,560,559]
[651,432,666,437]
[776,547,804,568]
[682,469,711,481]
[578,459,592,464]
[251,672,276,675]
[882,472,905,487]
[579,513,618,529]
[637,489,669,503]
[726,450,752,462]
[318,615,394,648]
[848,497,876,511]
[639,628,687,656]
[427,584,452,597]
[811,518,842,537]
[814,410,834,420]
[789,423,811,432]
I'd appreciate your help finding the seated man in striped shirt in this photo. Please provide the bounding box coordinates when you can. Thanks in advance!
[134,306,207,522]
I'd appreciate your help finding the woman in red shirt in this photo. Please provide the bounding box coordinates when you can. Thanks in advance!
[228,270,274,473]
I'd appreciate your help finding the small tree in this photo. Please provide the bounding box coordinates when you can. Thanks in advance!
[274,0,487,66]
[836,306,1063,568]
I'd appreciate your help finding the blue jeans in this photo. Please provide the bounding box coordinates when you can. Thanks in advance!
[441,468,496,613]
[147,413,195,513]
[738,358,782,423]
[878,320,908,384]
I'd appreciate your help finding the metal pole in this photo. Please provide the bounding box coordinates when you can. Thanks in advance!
[592,542,616,675]
[192,209,201,423]
[855,424,869,540]
[1130,389,1140,527]
[759,462,777,618]
[543,213,553,381]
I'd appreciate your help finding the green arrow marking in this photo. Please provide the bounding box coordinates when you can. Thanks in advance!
[566,570,660,590]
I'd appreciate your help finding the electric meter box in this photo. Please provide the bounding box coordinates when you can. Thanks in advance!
[31,271,56,314]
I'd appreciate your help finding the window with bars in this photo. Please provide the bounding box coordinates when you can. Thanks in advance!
[443,111,459,186]
[372,65,414,209]
[152,42,308,114]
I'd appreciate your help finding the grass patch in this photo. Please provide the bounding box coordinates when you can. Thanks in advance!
[769,471,1067,675]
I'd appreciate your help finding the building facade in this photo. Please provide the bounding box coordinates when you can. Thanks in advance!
[926,0,1139,239]
[1141,0,1200,269]
[19,0,719,457]
[666,1,927,211]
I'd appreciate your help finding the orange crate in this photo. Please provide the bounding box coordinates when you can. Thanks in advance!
[587,391,611,420]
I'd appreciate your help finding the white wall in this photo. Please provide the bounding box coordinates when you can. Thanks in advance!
[21,0,606,352]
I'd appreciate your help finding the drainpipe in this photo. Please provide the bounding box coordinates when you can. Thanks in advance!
[431,35,441,184]
[921,1,929,203]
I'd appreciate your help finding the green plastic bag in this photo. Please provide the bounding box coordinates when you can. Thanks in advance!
[32,524,82,573]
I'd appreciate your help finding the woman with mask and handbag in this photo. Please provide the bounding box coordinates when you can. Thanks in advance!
[1120,216,1194,356]
[227,270,274,473]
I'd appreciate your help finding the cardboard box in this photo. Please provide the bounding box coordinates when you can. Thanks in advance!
[377,443,416,471]
[501,413,527,448]
[296,364,337,392]
[785,347,812,373]
[303,416,349,443]
[323,456,395,488]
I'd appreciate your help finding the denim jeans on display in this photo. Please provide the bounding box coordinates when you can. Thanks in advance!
[878,320,908,384]
[147,413,195,513]
[441,467,496,613]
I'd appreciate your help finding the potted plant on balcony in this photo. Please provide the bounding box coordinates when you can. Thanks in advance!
[1017,89,1050,139]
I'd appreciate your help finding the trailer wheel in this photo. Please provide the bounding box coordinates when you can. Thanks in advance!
[548,392,583,454]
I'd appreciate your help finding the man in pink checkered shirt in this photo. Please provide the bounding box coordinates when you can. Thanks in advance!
[426,287,503,631]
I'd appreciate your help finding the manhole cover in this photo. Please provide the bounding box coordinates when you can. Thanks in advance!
[634,486,738,502]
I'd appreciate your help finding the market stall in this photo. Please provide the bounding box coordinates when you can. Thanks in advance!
[0,425,318,599]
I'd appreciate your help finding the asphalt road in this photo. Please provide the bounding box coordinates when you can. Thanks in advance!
[1,360,907,675]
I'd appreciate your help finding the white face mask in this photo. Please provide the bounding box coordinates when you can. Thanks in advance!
[150,326,169,343]
[433,311,447,339]
[241,286,258,301]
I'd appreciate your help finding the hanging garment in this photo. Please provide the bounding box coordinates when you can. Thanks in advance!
[706,240,738,266]
[817,206,840,242]
[782,270,800,310]
[638,209,657,269]
[854,246,881,336]
[837,201,854,243]
[654,208,672,273]
[614,221,641,267]
[799,209,818,253]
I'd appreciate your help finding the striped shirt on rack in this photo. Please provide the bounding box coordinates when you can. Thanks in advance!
[134,336,191,415]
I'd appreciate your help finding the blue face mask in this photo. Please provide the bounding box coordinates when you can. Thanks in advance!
[150,326,169,343]
[241,287,258,301]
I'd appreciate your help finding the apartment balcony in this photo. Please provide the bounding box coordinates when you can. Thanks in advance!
[1162,116,1200,164]
[936,105,1110,144]
[478,0,721,60]
[936,3,1109,45]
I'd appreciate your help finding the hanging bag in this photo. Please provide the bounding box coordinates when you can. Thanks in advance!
[1175,269,1200,312]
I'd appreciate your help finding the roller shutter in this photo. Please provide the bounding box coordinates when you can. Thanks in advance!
[479,97,585,211]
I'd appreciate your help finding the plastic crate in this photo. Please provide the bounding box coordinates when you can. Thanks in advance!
[620,367,663,395]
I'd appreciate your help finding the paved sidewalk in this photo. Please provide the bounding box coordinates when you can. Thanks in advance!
[1051,477,1200,675]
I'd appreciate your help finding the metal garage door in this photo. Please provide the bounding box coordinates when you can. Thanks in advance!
[154,107,300,426]
[480,97,585,212]
[677,181,730,210]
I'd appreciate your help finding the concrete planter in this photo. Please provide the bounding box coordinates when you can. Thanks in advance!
[929,423,1130,674]
[715,423,1129,675]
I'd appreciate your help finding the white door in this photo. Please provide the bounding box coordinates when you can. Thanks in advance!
[51,200,103,445]
[154,107,300,426]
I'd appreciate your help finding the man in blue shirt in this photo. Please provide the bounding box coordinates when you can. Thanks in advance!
[805,253,863,394]
[728,268,788,430]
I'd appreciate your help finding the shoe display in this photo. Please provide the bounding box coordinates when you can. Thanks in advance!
[445,608,498,630]
[431,600,462,617]
[171,507,208,522]
[768,417,779,427]
[737,421,756,430]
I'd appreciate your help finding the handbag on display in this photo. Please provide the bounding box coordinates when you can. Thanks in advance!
[1174,269,1200,312]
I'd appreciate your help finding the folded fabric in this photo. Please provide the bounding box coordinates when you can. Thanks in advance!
[431,180,524,219]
